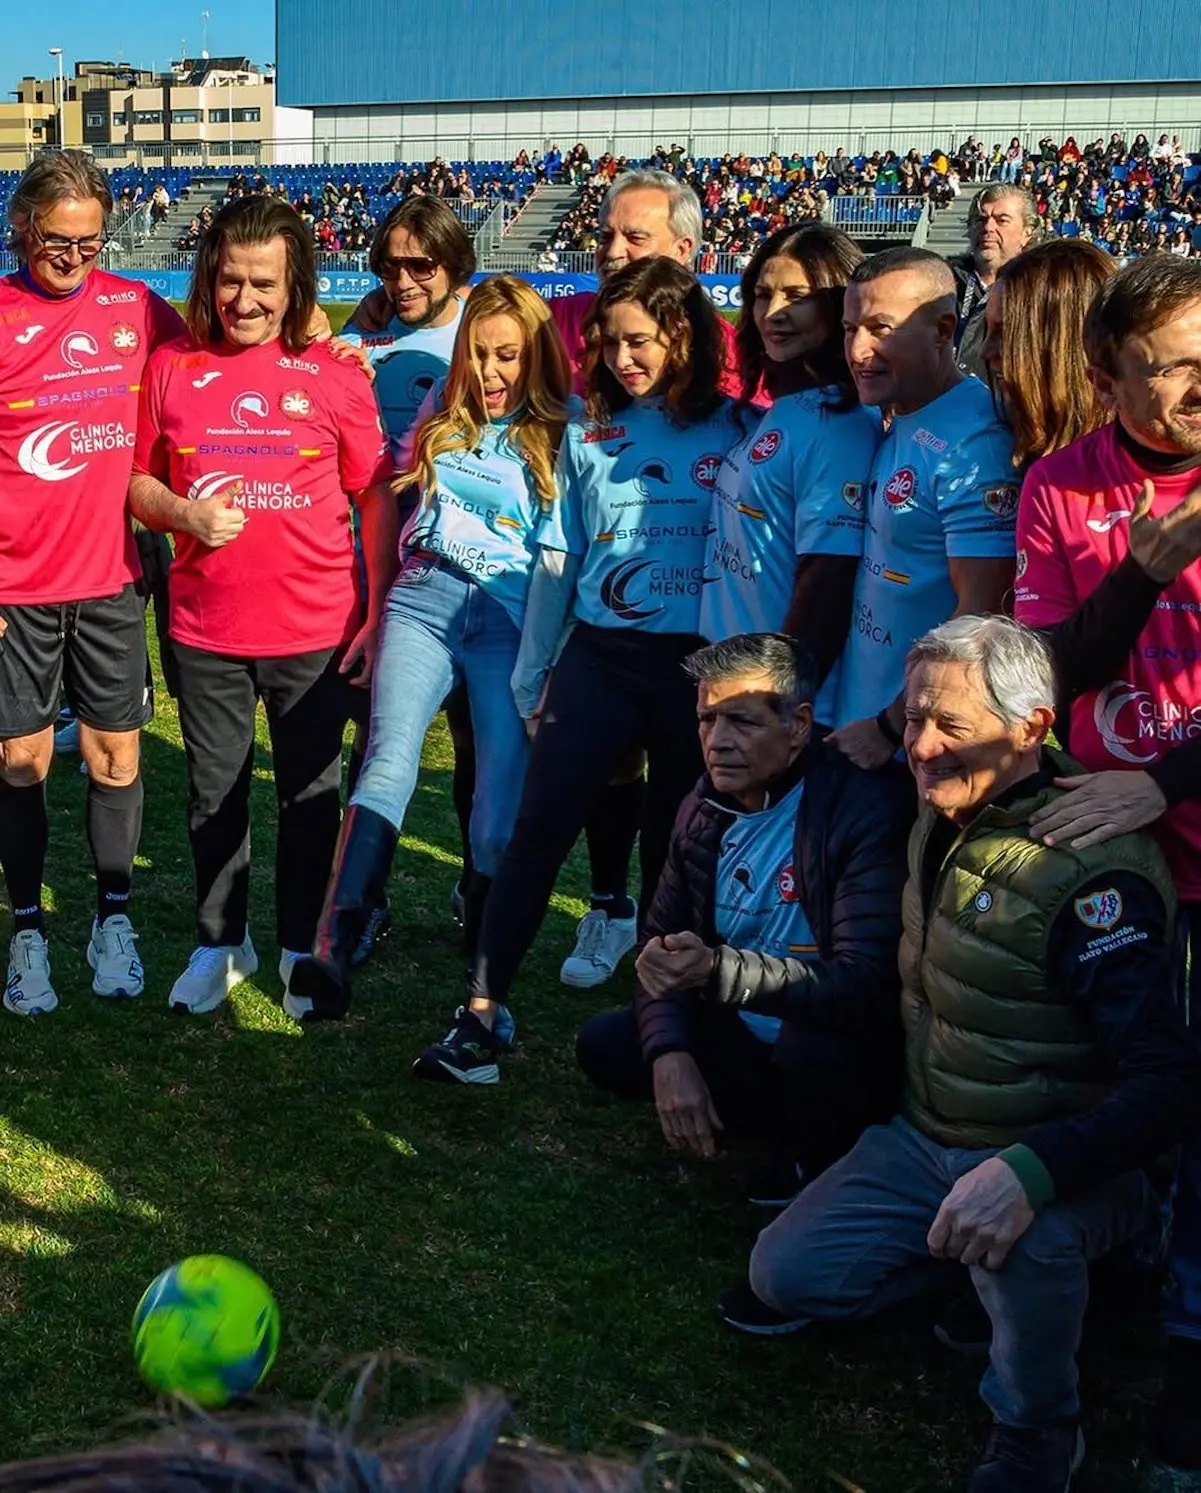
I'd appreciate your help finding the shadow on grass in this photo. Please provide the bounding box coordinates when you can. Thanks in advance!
[0,679,1169,1491]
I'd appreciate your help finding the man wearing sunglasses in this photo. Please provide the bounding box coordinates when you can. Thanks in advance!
[0,151,183,1017]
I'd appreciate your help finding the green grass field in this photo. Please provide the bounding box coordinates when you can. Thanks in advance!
[0,624,1169,1490]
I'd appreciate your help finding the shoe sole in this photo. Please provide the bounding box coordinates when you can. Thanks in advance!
[169,960,259,1015]
[412,1055,500,1085]
[87,944,143,999]
[746,1194,800,1209]
[3,992,58,1016]
[717,1313,806,1337]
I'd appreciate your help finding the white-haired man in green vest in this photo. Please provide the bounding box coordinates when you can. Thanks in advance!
[717,614,1201,1493]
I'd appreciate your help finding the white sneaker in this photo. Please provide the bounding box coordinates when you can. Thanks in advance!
[559,909,638,989]
[278,949,304,1001]
[5,929,59,1016]
[87,915,144,998]
[168,934,258,1014]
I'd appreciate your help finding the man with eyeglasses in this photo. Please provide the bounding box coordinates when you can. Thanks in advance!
[0,150,183,1016]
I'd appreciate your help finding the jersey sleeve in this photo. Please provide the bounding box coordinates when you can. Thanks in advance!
[538,428,589,554]
[1013,464,1079,626]
[132,351,172,483]
[791,404,873,558]
[146,293,186,351]
[935,423,1020,558]
[335,364,393,492]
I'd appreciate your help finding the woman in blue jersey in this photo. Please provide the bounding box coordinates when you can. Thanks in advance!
[700,223,879,728]
[413,256,743,1084]
[285,275,573,1022]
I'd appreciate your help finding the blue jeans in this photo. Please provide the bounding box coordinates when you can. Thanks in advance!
[351,557,529,876]
[750,1115,1151,1428]
[1166,899,1201,1342]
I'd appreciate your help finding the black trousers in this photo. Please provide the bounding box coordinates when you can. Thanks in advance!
[173,642,350,950]
[471,623,704,1003]
[577,1003,901,1180]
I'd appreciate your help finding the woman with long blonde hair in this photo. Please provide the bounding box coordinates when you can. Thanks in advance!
[286,275,573,1022]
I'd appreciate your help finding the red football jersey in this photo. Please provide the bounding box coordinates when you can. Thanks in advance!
[133,335,392,658]
[0,268,182,605]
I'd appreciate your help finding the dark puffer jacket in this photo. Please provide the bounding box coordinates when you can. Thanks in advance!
[635,733,916,1064]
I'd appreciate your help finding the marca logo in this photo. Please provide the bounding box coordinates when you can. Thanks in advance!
[187,471,242,502]
[883,466,918,512]
[18,420,87,482]
[692,453,723,489]
[231,391,270,429]
[584,425,627,444]
[750,430,780,463]
[96,290,139,307]
[60,331,99,369]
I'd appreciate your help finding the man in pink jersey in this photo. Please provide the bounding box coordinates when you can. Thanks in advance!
[130,195,394,1018]
[1014,254,1201,1475]
[0,152,183,1017]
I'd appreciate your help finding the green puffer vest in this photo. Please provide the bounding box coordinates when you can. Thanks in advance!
[900,756,1177,1149]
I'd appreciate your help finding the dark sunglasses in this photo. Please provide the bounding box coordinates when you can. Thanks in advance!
[378,255,440,282]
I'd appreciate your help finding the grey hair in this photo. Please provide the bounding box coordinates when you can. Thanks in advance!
[7,149,113,259]
[599,169,704,263]
[683,633,817,717]
[906,615,1055,728]
[969,184,1040,237]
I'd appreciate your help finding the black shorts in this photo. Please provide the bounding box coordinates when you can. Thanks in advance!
[0,584,150,741]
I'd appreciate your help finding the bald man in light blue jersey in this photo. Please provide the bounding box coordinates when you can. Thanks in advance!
[700,389,878,725]
[829,248,1016,771]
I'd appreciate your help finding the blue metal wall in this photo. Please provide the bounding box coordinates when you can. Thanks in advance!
[277,0,1201,108]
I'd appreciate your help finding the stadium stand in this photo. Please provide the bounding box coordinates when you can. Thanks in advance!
[2,134,1198,267]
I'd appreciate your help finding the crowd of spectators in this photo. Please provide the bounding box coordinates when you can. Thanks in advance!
[154,130,1201,264]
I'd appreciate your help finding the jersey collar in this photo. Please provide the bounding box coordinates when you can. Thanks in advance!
[18,263,89,302]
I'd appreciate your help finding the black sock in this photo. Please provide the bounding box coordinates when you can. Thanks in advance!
[87,777,144,925]
[0,779,48,934]
[585,777,643,920]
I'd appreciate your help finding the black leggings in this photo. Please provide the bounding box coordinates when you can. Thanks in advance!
[471,623,704,1004]
[577,1004,900,1179]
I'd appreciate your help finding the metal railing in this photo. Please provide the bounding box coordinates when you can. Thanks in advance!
[828,195,926,236]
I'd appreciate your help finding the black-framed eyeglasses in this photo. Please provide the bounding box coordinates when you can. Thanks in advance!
[30,220,107,258]
[378,255,439,282]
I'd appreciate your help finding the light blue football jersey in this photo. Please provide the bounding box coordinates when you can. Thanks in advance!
[700,388,878,725]
[537,397,745,635]
[400,379,562,629]
[340,300,464,455]
[833,377,1017,727]
[714,776,815,1044]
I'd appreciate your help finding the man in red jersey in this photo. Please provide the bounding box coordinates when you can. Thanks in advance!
[0,151,183,1018]
[1014,254,1201,1477]
[129,195,394,1018]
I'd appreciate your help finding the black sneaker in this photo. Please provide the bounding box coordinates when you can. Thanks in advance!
[745,1154,804,1208]
[967,1423,1084,1492]
[1148,1338,1201,1473]
[933,1288,992,1358]
[350,900,391,968]
[716,1282,805,1336]
[413,1007,501,1085]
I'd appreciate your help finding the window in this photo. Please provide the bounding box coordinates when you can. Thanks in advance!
[134,110,162,126]
[209,108,229,124]
[171,109,200,124]
[234,106,260,123]
[232,139,260,156]
[86,112,106,128]
[112,111,126,125]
